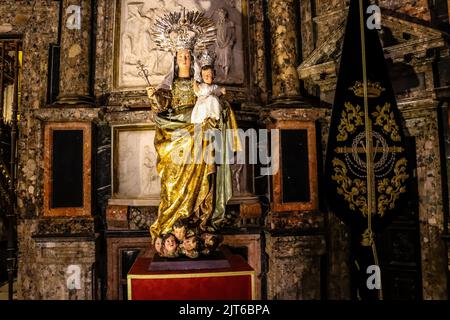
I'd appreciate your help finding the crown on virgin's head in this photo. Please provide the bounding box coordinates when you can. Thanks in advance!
[151,8,216,53]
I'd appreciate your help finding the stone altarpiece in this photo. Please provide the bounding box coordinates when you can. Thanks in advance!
[102,0,264,300]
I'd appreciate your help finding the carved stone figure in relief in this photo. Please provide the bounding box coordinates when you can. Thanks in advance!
[215,8,236,80]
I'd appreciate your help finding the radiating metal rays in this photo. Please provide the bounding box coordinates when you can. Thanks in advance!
[151,8,216,53]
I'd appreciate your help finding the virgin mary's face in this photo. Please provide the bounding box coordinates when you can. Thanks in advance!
[177,49,191,77]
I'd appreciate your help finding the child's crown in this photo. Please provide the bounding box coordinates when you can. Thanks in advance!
[198,50,215,68]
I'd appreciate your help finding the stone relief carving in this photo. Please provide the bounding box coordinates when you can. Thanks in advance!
[215,8,236,81]
[116,129,161,198]
[117,0,245,89]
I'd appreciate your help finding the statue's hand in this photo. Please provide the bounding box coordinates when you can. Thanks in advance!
[192,80,200,93]
[146,86,155,99]
[220,87,226,95]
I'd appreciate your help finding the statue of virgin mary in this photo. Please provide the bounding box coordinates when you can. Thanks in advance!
[146,9,240,258]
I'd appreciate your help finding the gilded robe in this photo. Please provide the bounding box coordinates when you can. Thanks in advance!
[149,78,240,239]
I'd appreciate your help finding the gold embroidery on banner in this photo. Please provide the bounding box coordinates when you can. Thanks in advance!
[376,158,409,217]
[332,156,409,218]
[331,158,368,215]
[332,100,408,219]
[372,103,401,142]
[337,102,364,142]
[361,228,374,247]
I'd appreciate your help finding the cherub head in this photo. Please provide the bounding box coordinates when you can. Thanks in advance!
[172,221,187,242]
[201,233,223,254]
[182,236,199,252]
[153,236,163,254]
[181,235,200,259]
[161,233,178,258]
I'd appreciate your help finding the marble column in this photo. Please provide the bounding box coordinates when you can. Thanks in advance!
[55,0,95,105]
[267,0,302,105]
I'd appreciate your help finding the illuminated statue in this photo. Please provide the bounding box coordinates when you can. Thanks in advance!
[145,9,240,258]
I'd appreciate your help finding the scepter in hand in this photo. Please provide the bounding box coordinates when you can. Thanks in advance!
[136,60,156,97]
[136,60,170,114]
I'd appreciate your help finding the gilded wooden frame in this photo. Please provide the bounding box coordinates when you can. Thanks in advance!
[268,120,319,212]
[43,122,92,217]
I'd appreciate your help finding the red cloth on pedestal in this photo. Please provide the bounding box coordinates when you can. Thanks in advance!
[127,255,255,300]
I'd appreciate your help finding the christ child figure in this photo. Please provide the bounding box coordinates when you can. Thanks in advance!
[191,65,226,124]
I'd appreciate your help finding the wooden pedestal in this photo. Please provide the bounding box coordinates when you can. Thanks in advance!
[127,254,255,300]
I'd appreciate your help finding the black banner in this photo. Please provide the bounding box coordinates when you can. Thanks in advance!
[325,0,410,300]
